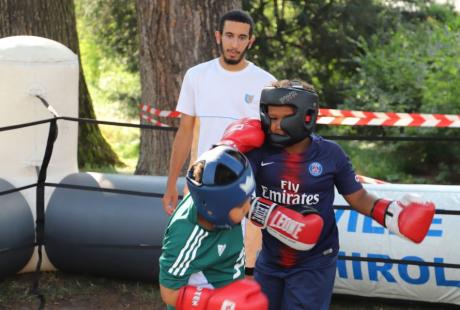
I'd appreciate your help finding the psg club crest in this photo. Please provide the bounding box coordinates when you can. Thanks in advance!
[244,94,254,104]
[308,162,323,177]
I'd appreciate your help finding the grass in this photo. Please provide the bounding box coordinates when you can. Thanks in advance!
[1,271,456,310]
[0,271,163,310]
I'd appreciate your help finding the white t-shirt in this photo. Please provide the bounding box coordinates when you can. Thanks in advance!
[176,58,276,156]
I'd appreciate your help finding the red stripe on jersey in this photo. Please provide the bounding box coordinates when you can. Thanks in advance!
[279,244,299,268]
[278,152,303,267]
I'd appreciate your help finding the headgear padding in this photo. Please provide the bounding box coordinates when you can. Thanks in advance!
[186,145,255,229]
[260,84,319,148]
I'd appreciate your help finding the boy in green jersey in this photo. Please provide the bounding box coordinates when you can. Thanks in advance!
[159,145,268,310]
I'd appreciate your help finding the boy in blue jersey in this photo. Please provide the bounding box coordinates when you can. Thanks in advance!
[218,80,436,310]
[159,145,268,310]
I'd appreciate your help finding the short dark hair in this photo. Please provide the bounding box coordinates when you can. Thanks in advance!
[272,79,316,93]
[189,161,205,184]
[189,149,245,185]
[219,9,254,37]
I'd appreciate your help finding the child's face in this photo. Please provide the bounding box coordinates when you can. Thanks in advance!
[267,105,295,135]
[228,198,251,224]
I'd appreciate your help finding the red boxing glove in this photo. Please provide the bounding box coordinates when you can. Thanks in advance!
[219,117,265,153]
[371,194,435,243]
[176,279,268,310]
[249,197,324,251]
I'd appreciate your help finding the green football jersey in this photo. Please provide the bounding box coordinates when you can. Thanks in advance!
[159,194,245,294]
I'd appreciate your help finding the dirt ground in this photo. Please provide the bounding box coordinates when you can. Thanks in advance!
[0,271,457,310]
[0,272,163,310]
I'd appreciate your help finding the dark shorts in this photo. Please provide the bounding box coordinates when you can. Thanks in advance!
[255,254,337,310]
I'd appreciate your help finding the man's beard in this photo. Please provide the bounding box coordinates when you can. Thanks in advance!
[219,44,250,65]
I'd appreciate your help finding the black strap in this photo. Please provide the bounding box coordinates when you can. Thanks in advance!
[334,204,460,216]
[44,182,165,198]
[245,267,255,276]
[0,184,37,196]
[339,255,460,269]
[30,117,57,310]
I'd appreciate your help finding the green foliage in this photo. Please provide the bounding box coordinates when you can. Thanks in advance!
[343,5,460,184]
[339,141,409,183]
[346,17,460,113]
[76,0,140,119]
[243,0,402,106]
[72,0,460,182]
[76,0,139,73]
[75,0,140,172]
[244,0,459,184]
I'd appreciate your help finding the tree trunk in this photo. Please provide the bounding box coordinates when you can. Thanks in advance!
[0,0,120,168]
[135,0,240,175]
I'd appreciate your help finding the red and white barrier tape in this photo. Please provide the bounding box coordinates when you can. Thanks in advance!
[318,108,460,128]
[140,113,171,127]
[140,104,393,184]
[140,104,460,128]
[141,104,182,118]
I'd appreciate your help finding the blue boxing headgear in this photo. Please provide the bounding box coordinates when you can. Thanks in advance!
[260,83,319,148]
[186,145,255,229]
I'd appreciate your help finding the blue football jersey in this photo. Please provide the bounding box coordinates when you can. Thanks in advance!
[246,134,362,268]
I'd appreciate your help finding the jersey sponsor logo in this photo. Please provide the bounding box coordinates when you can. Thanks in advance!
[308,162,323,176]
[281,180,299,192]
[244,94,254,104]
[261,185,320,206]
[261,161,275,167]
[217,244,226,256]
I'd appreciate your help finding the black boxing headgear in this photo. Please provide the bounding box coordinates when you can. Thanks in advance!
[260,84,319,148]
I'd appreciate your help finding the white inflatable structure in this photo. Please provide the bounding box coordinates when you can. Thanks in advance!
[0,36,169,281]
[0,35,79,272]
[0,35,459,306]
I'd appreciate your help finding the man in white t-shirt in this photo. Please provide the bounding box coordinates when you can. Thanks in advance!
[162,9,275,215]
